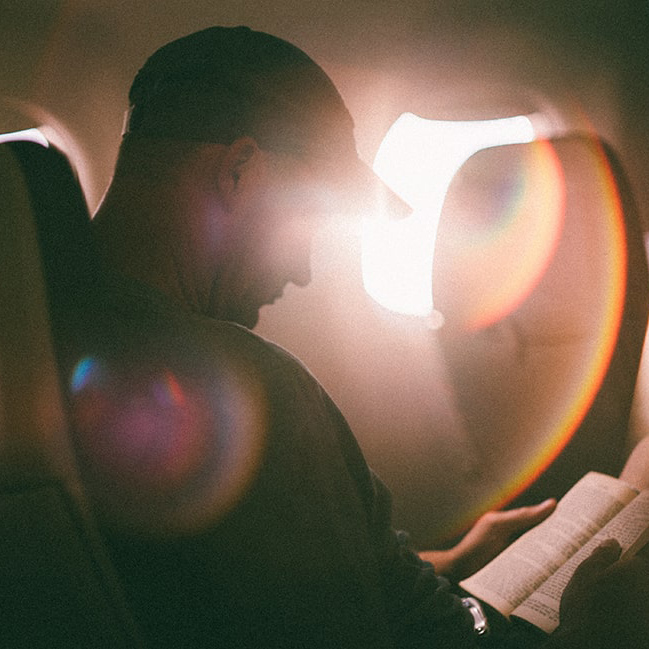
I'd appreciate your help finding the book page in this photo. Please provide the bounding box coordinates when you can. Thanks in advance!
[459,472,636,616]
[512,489,649,633]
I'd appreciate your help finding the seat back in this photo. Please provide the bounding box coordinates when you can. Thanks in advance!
[0,140,144,647]
[434,134,649,506]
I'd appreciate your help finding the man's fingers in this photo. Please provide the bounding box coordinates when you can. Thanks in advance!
[588,538,622,566]
[572,539,622,586]
[493,498,557,535]
[522,498,557,523]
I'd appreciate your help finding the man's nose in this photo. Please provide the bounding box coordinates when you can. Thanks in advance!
[290,259,312,288]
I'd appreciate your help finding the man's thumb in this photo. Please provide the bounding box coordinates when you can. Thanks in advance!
[572,539,622,586]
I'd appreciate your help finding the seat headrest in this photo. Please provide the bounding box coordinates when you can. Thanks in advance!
[0,141,88,488]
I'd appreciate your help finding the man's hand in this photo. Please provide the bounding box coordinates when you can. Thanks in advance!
[550,539,649,648]
[420,498,556,581]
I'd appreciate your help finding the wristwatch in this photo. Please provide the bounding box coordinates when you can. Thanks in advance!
[462,597,490,638]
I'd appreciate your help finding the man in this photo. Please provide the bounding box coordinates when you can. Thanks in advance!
[72,25,649,648]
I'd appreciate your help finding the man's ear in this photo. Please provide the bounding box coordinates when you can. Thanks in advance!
[218,136,261,197]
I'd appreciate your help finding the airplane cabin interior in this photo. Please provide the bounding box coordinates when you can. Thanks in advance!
[1,0,649,645]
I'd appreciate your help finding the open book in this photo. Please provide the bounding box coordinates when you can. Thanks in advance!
[459,472,649,634]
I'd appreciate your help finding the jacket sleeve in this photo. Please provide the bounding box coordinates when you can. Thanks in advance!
[369,473,482,649]
[320,388,476,647]
[324,388,556,649]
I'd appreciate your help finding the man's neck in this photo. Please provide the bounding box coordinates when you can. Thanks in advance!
[91,187,209,314]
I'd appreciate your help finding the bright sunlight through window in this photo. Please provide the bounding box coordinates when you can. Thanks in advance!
[362,113,536,326]
[0,128,49,146]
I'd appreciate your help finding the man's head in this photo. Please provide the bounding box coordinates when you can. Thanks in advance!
[126,26,354,161]
[102,26,407,327]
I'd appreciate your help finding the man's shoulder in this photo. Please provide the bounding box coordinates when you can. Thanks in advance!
[198,317,316,384]
[90,270,317,389]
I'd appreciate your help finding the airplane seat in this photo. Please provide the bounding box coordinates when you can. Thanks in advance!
[518,137,649,501]
[0,140,144,647]
[510,136,649,505]
[434,133,649,509]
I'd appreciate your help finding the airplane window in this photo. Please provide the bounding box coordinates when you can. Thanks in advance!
[361,112,536,327]
[0,128,48,147]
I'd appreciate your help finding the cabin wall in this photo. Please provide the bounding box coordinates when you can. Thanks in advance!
[1,0,648,545]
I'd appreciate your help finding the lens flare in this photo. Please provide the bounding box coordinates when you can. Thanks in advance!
[435,139,566,330]
[507,137,627,495]
[69,355,267,536]
[70,356,102,393]
[435,135,628,534]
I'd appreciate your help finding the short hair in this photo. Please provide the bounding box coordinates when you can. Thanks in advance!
[122,26,411,221]
[125,26,355,157]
